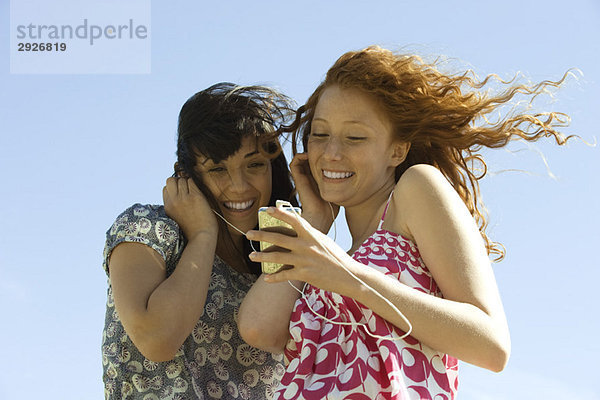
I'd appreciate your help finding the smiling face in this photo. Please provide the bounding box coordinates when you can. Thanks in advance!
[307,85,408,208]
[195,136,272,237]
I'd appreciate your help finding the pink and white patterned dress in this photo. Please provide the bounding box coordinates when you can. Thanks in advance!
[274,198,459,399]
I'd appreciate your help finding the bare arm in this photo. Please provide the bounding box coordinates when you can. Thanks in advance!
[110,233,216,361]
[109,177,219,362]
[238,153,337,352]
[349,164,511,371]
[248,165,510,371]
[237,276,301,353]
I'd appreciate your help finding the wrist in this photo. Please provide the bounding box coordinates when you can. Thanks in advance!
[302,212,333,233]
[185,228,218,244]
[338,259,373,303]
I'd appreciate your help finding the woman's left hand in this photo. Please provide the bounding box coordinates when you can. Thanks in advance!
[290,153,339,233]
[246,206,355,291]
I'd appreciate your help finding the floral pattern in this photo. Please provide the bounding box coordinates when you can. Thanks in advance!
[102,204,284,399]
[275,200,459,399]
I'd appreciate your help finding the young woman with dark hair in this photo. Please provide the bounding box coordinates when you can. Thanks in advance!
[101,83,298,399]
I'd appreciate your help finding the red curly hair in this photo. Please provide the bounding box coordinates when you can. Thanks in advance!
[289,46,575,261]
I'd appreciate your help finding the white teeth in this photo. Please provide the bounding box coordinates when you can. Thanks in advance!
[323,170,354,179]
[224,200,254,210]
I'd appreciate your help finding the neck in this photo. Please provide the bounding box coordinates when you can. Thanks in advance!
[216,231,249,274]
[344,180,395,253]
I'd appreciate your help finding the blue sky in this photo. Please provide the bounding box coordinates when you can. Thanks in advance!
[1,0,599,398]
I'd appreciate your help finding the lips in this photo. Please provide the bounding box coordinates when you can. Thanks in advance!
[223,199,255,211]
[322,169,354,179]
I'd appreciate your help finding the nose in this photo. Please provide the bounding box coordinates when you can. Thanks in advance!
[227,169,250,193]
[323,137,343,161]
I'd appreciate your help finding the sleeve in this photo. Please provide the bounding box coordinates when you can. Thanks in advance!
[102,203,182,276]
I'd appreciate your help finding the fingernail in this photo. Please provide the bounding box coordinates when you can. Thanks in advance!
[249,252,257,259]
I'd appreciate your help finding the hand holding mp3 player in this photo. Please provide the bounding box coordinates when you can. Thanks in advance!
[257,200,302,274]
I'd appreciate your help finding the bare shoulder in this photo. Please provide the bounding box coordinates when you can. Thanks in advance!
[394,164,459,210]
[396,164,451,195]
[388,164,464,239]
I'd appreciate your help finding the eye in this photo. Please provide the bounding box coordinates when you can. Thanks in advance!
[207,166,226,173]
[248,161,266,168]
[310,132,329,139]
[347,136,366,142]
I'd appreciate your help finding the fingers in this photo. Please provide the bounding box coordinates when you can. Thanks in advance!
[249,251,299,281]
[249,249,296,265]
[261,206,306,232]
[177,176,189,195]
[187,177,202,194]
[247,229,298,249]
[165,177,179,196]
[291,154,324,209]
[290,152,309,168]
[164,177,201,198]
[290,153,313,184]
[163,177,178,207]
[162,185,169,205]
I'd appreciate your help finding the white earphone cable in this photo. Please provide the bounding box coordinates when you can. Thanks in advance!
[213,200,413,341]
[275,201,413,341]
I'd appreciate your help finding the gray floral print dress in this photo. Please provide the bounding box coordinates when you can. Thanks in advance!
[102,204,285,399]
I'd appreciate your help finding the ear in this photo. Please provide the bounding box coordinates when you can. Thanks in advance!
[390,141,411,167]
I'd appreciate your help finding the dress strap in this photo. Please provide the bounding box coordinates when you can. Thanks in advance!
[377,190,395,230]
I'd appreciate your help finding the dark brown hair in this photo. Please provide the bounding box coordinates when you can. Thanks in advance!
[177,82,298,274]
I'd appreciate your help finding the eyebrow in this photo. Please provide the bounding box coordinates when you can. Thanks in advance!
[313,117,375,131]
[244,150,259,158]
